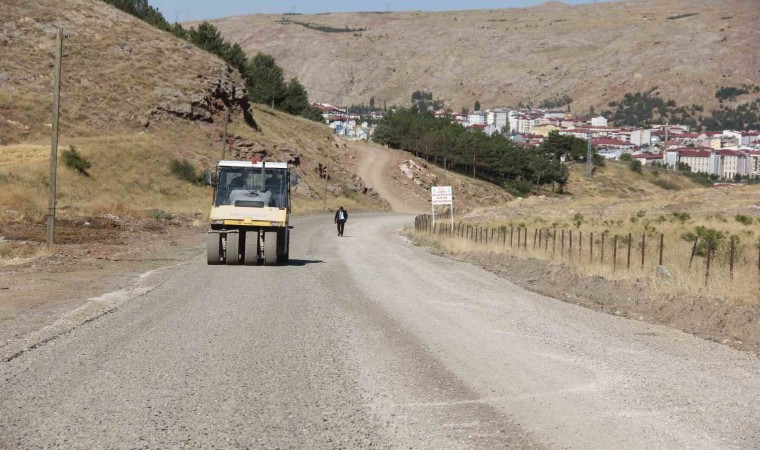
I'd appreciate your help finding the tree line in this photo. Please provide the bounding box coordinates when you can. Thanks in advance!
[102,0,323,122]
[601,87,760,131]
[372,108,600,195]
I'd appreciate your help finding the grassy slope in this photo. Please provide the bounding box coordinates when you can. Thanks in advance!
[0,0,385,223]
[453,161,760,303]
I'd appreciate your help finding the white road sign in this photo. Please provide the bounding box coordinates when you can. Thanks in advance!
[431,186,452,205]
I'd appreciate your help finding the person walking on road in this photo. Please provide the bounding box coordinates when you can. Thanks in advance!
[334,206,348,236]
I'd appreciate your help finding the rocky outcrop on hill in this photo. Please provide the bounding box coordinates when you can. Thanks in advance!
[148,67,254,128]
[399,159,437,189]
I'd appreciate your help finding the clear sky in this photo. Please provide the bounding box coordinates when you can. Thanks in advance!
[150,0,607,22]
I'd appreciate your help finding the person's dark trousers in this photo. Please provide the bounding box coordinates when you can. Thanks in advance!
[337,220,346,236]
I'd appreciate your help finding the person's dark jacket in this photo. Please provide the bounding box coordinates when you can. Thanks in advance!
[334,209,348,222]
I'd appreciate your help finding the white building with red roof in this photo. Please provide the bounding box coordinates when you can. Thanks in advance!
[633,153,663,165]
[592,137,635,150]
[711,149,747,179]
[665,148,712,173]
[723,130,760,146]
[745,150,760,179]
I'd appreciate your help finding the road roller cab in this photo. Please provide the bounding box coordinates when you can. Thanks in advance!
[206,160,296,265]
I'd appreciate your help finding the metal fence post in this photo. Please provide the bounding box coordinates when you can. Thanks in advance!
[659,233,664,267]
[641,234,646,268]
[729,237,735,279]
[706,238,712,285]
[689,237,699,269]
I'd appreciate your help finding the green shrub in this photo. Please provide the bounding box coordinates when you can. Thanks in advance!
[671,212,691,223]
[619,153,633,162]
[629,159,643,173]
[148,209,174,221]
[169,159,204,184]
[572,213,584,228]
[692,226,725,257]
[735,214,753,226]
[652,178,679,190]
[62,145,92,176]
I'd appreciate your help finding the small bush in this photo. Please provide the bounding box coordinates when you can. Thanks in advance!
[671,212,691,223]
[619,153,633,162]
[169,159,204,185]
[652,178,679,190]
[693,226,725,256]
[62,145,92,176]
[572,213,584,228]
[148,209,174,221]
[735,214,753,226]
[629,159,643,173]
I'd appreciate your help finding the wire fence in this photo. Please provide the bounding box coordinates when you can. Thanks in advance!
[415,214,760,286]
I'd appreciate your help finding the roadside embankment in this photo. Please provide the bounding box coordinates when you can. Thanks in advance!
[410,215,760,355]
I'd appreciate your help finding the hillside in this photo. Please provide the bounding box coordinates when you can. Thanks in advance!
[0,0,387,224]
[208,0,759,113]
[464,160,760,225]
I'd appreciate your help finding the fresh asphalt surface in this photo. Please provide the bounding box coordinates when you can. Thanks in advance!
[1,214,759,448]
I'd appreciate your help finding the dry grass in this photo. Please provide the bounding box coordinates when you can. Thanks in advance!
[417,207,760,306]
[0,127,215,222]
[0,241,51,265]
[419,160,760,306]
[0,106,388,224]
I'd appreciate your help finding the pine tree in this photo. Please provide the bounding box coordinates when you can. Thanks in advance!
[280,78,309,115]
[245,52,287,107]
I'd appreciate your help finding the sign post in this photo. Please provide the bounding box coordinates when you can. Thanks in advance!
[431,186,453,230]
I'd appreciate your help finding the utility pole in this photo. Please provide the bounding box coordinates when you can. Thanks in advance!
[344,104,349,137]
[586,130,593,179]
[443,155,448,186]
[323,159,329,210]
[46,28,63,249]
[664,118,669,150]
[220,107,230,160]
[323,135,331,210]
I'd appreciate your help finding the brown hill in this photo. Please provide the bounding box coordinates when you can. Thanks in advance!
[208,0,759,112]
[0,0,386,221]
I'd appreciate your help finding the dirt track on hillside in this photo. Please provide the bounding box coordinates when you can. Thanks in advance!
[351,141,428,214]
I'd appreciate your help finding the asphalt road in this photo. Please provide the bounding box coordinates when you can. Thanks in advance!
[1,214,759,448]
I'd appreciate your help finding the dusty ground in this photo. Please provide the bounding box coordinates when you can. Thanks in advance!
[411,232,760,356]
[350,141,429,214]
[0,217,204,356]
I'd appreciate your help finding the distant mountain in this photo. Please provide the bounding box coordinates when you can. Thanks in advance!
[207,0,759,113]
